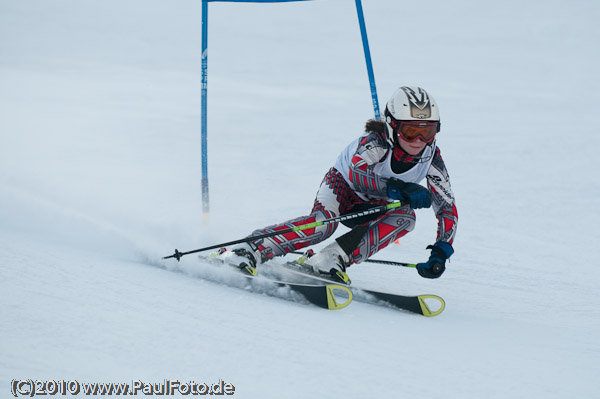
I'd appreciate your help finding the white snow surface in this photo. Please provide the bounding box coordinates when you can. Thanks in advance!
[1,0,599,398]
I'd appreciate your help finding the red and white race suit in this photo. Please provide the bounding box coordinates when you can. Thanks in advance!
[249,129,458,265]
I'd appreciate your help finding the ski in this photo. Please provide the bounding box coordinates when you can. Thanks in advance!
[196,251,444,316]
[349,288,445,317]
[197,254,352,311]
[279,269,445,316]
[272,252,445,317]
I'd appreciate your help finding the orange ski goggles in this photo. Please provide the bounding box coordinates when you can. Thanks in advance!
[390,119,439,143]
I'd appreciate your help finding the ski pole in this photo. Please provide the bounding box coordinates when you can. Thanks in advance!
[353,256,443,275]
[163,201,404,261]
[362,259,416,268]
[290,251,416,268]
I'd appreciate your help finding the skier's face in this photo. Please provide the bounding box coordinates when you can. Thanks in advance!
[398,134,428,155]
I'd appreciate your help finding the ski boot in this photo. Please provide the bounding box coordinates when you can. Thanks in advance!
[218,243,261,276]
[303,242,351,285]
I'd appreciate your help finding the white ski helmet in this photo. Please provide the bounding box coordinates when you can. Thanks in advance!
[384,86,440,146]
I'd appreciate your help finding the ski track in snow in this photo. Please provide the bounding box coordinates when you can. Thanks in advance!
[1,0,598,398]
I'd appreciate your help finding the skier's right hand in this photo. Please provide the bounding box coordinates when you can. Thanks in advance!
[416,242,454,279]
[386,178,432,209]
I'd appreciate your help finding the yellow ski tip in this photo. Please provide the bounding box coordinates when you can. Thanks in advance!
[325,284,353,310]
[417,295,446,317]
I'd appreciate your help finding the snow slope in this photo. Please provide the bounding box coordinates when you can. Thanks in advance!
[1,0,598,398]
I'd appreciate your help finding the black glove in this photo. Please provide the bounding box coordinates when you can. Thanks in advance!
[416,242,454,279]
[386,178,432,209]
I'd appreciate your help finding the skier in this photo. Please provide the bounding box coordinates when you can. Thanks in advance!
[222,86,458,283]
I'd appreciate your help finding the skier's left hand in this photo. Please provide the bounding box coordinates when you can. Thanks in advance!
[386,178,432,209]
[417,242,454,279]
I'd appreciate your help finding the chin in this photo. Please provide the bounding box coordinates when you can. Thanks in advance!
[407,147,425,155]
[398,140,426,156]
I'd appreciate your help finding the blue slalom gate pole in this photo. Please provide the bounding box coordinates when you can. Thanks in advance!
[200,1,310,222]
[355,0,380,119]
[201,0,209,219]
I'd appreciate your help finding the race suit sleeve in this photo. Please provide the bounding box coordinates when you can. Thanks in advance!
[426,148,458,244]
[346,131,390,197]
